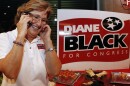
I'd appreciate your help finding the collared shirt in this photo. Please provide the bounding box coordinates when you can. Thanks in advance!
[0,29,49,86]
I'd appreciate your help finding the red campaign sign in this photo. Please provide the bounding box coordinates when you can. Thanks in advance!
[58,18,130,64]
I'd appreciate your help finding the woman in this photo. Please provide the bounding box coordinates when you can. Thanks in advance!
[0,0,61,86]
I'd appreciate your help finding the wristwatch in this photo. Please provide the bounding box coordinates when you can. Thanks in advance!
[45,48,54,53]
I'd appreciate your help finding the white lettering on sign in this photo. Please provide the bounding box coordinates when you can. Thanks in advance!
[64,24,100,33]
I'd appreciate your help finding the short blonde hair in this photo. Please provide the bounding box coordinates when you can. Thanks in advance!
[14,0,52,24]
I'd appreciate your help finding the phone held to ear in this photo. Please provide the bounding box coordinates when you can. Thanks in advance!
[22,12,32,27]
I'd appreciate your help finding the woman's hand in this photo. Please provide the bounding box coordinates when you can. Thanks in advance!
[40,24,51,43]
[16,13,32,38]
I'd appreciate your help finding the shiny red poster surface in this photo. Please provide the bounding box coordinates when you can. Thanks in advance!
[58,10,130,64]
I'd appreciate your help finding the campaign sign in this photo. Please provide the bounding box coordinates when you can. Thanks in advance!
[57,9,130,70]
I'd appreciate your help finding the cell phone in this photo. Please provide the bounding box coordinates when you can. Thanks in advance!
[22,12,32,27]
[22,11,30,15]
[40,28,45,33]
[27,21,32,26]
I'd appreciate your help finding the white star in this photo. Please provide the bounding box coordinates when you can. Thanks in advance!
[107,23,116,30]
[115,19,121,25]
[107,18,113,22]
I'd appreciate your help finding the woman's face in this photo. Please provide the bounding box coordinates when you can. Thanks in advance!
[27,10,48,38]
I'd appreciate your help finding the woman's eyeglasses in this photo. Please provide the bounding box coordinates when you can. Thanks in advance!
[22,12,48,24]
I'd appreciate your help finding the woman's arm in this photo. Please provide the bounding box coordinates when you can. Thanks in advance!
[0,13,30,79]
[40,25,62,76]
[44,40,62,76]
[0,36,25,79]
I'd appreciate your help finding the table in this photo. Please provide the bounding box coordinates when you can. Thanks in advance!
[55,69,130,86]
